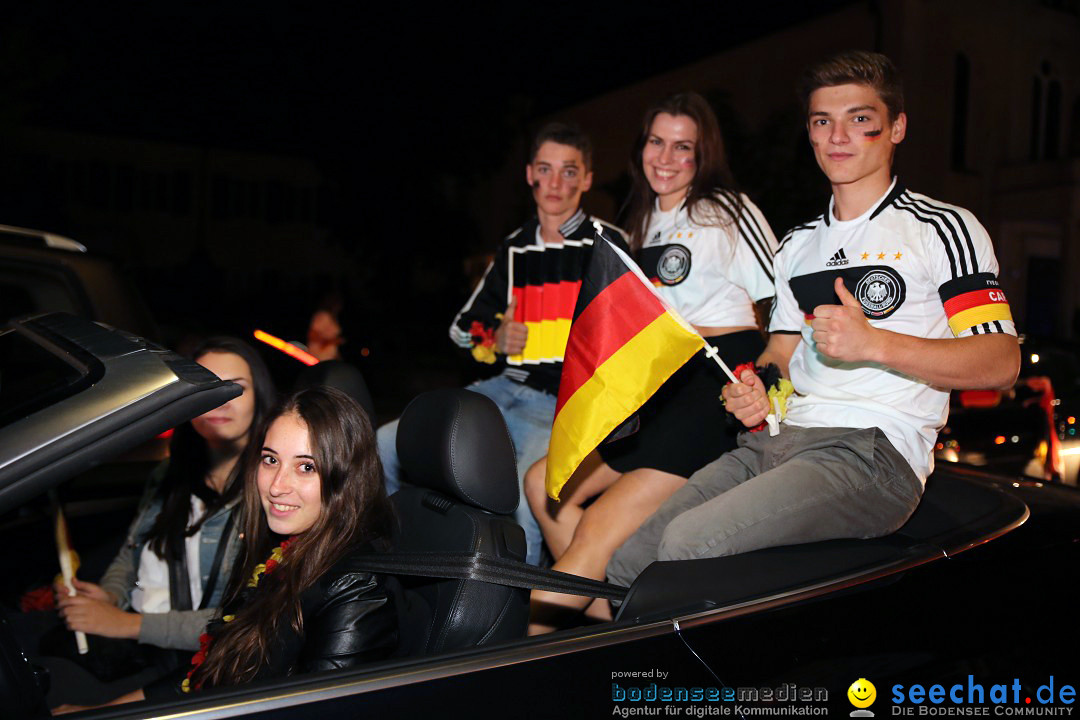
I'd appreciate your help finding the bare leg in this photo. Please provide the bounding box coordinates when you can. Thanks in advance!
[528,467,687,635]
[524,453,620,560]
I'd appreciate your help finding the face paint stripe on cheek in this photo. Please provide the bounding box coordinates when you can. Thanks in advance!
[864,129,883,139]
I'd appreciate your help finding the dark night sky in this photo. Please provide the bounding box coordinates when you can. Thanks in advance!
[3,1,856,410]
[8,2,856,154]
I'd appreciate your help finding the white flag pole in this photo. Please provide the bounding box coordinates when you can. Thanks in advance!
[702,343,739,383]
[54,502,89,655]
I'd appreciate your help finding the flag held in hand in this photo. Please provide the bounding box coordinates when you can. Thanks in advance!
[545,233,704,500]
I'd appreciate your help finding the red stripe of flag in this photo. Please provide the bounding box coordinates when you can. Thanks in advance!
[541,281,560,321]
[558,280,581,318]
[555,271,666,414]
[513,282,582,322]
[943,288,1007,317]
[524,285,543,322]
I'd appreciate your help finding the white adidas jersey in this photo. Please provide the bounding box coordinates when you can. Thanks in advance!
[639,192,777,328]
[770,179,1016,482]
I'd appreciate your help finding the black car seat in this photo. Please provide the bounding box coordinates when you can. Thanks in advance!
[293,359,375,421]
[391,389,530,655]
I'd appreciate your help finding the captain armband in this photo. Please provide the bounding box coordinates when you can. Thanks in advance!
[938,273,1013,336]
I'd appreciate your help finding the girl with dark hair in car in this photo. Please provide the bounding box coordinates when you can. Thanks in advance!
[524,92,779,632]
[82,385,397,705]
[56,337,276,658]
[180,385,398,690]
[56,387,398,711]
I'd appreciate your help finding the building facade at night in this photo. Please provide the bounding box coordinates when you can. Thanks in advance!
[498,0,1080,340]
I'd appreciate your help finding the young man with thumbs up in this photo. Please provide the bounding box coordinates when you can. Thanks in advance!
[607,51,1019,586]
[377,122,627,565]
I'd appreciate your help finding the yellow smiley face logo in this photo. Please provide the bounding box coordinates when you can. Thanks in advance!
[848,678,876,708]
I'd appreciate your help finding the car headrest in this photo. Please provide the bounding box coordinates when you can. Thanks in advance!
[293,360,375,421]
[396,389,518,515]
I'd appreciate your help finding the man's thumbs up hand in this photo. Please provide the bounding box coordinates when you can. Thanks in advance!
[810,276,883,363]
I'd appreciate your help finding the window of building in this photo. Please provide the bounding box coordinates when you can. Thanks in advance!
[1045,80,1061,159]
[155,172,170,213]
[297,187,312,223]
[211,173,229,219]
[1030,76,1043,161]
[951,54,970,171]
[88,161,111,210]
[172,170,192,216]
[137,171,154,211]
[67,162,86,205]
[1031,61,1064,161]
[1069,96,1080,157]
[115,164,134,212]
[266,181,288,225]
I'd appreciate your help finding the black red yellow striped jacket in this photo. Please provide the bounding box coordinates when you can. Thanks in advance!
[450,208,628,395]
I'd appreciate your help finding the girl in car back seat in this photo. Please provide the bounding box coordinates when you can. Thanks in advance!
[65,386,400,709]
[49,338,275,697]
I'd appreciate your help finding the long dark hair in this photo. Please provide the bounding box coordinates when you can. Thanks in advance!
[145,336,276,561]
[191,386,394,688]
[624,92,743,252]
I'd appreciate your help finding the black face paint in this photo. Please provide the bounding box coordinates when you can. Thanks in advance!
[863,129,883,138]
[532,180,541,188]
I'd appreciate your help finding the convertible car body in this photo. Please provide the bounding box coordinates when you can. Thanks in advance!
[1,314,1078,718]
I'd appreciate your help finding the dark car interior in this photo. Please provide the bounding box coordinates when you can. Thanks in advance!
[0,313,1051,719]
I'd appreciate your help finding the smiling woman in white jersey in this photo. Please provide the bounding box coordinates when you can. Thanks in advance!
[524,92,778,633]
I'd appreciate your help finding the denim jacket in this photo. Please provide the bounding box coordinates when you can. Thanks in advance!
[99,461,242,651]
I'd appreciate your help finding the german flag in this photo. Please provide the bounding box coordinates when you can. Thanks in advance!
[545,236,704,500]
[506,241,591,365]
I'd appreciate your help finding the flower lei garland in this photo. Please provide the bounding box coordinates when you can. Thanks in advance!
[468,321,497,364]
[181,537,296,693]
[247,537,292,588]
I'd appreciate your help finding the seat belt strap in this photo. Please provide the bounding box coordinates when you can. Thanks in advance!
[197,513,235,610]
[348,551,627,603]
[168,541,193,611]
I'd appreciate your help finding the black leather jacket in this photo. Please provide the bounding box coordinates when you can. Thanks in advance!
[259,551,400,679]
[146,546,399,699]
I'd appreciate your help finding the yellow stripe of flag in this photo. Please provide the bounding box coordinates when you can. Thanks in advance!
[545,312,703,499]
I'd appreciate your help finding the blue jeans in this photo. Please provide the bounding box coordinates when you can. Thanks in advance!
[377,373,555,565]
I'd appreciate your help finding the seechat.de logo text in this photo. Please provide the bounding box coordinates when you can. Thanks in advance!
[891,676,1075,716]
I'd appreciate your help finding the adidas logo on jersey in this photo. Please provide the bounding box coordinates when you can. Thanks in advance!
[825,249,849,267]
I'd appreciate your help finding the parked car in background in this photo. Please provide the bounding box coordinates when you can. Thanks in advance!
[936,339,1080,485]
[0,224,158,341]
